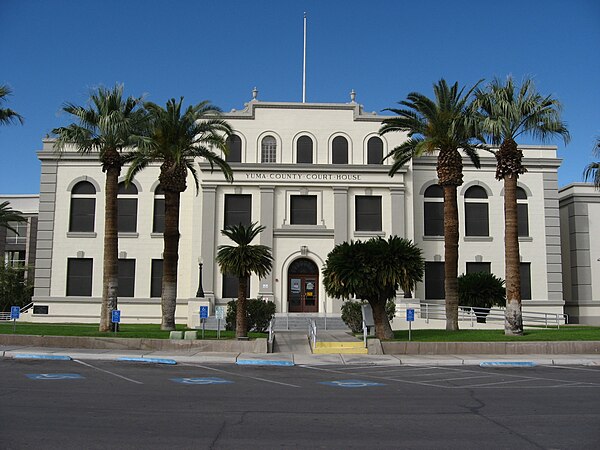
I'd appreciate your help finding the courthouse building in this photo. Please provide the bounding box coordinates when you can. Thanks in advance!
[30,92,566,324]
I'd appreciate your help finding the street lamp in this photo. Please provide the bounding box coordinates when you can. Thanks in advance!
[196,259,205,298]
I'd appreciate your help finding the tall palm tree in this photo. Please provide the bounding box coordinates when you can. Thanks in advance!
[474,76,569,335]
[323,236,424,340]
[0,201,26,233]
[379,79,482,331]
[583,138,600,188]
[0,85,24,126]
[127,97,233,330]
[52,84,146,332]
[216,222,273,338]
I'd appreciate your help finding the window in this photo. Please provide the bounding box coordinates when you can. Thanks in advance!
[118,259,135,297]
[520,262,532,300]
[517,187,529,237]
[424,184,444,236]
[332,136,348,164]
[69,181,96,232]
[261,136,277,163]
[225,135,242,163]
[66,258,93,296]
[296,136,313,164]
[425,262,445,300]
[222,273,250,299]
[150,259,163,298]
[5,221,27,244]
[367,136,383,164]
[5,250,26,267]
[464,186,489,236]
[224,194,251,227]
[118,182,138,233]
[153,186,165,233]
[466,262,491,274]
[355,196,382,231]
[290,195,317,225]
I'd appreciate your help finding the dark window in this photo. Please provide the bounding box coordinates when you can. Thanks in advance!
[151,259,163,298]
[296,136,313,164]
[466,262,491,274]
[290,195,317,225]
[153,186,165,233]
[465,186,489,236]
[424,184,444,236]
[69,181,96,232]
[261,136,277,163]
[224,194,251,227]
[5,221,27,244]
[118,259,135,297]
[367,136,383,164]
[225,135,242,163]
[355,196,382,231]
[425,261,445,300]
[33,305,49,315]
[66,258,93,296]
[332,136,348,164]
[118,182,138,233]
[516,187,529,237]
[520,262,532,300]
[222,273,250,299]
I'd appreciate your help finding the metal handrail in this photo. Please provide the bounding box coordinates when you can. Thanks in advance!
[307,318,317,349]
[267,317,276,345]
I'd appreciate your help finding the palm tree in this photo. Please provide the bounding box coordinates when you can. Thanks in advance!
[0,201,26,233]
[473,76,569,335]
[52,84,146,332]
[127,97,233,330]
[216,222,273,338]
[379,79,482,331]
[0,85,24,126]
[583,138,600,188]
[323,236,424,340]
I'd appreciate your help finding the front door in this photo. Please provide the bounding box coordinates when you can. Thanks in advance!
[288,258,319,313]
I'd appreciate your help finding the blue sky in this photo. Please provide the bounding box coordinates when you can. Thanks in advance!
[1,0,599,194]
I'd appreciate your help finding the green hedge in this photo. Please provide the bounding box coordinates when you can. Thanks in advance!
[341,299,396,333]
[226,299,276,333]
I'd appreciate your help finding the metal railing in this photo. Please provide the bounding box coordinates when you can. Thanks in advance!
[0,302,34,321]
[307,318,317,349]
[267,317,276,346]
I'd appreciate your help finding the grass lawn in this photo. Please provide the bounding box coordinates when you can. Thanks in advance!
[0,322,266,340]
[391,326,600,342]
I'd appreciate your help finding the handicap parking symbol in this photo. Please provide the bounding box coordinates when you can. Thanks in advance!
[170,377,233,385]
[26,373,84,380]
[319,379,385,388]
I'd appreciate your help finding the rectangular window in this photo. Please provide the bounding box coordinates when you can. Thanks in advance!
[518,204,529,237]
[118,259,136,297]
[69,198,95,232]
[290,195,317,225]
[465,203,489,236]
[466,262,491,274]
[224,194,252,228]
[222,273,250,299]
[355,196,382,231]
[5,250,26,267]
[424,203,444,236]
[425,261,445,300]
[66,258,93,296]
[520,262,532,300]
[5,221,27,244]
[151,259,163,298]
[153,198,165,233]
[118,198,138,233]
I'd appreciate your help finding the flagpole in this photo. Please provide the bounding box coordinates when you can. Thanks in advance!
[302,12,307,103]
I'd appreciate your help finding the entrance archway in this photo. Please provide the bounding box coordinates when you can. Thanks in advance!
[287,258,319,313]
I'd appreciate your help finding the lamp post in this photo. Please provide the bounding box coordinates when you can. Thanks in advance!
[196,261,205,298]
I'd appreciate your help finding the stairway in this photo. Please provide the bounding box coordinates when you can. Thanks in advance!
[273,314,350,331]
[310,329,368,355]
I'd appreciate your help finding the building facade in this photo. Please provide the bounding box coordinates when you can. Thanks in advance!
[0,195,38,271]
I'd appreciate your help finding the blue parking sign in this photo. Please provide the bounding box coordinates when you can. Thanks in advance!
[200,306,209,319]
[10,306,20,320]
[406,308,415,322]
[111,310,121,323]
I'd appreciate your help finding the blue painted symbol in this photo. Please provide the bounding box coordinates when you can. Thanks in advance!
[406,308,415,322]
[111,310,121,323]
[26,373,84,380]
[199,306,209,319]
[171,377,233,385]
[10,306,20,320]
[320,379,385,388]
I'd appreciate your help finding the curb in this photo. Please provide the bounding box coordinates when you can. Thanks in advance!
[236,359,295,366]
[480,361,537,367]
[13,354,72,361]
[116,357,177,365]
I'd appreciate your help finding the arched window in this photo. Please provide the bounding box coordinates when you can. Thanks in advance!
[225,135,242,163]
[464,186,489,236]
[69,181,96,232]
[367,136,383,165]
[261,136,277,163]
[153,185,165,233]
[516,187,529,237]
[424,184,444,236]
[296,136,313,164]
[332,136,348,164]
[118,182,138,233]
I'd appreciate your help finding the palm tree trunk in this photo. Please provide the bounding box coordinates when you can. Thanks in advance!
[161,190,180,331]
[100,166,119,332]
[369,298,394,340]
[443,186,460,331]
[504,174,523,335]
[236,276,249,338]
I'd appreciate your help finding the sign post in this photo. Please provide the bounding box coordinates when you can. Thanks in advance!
[215,306,225,340]
[406,308,415,341]
[10,306,20,333]
[111,310,121,333]
[199,306,209,339]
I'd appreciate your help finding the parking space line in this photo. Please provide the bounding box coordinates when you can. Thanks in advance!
[425,374,496,383]
[181,363,301,388]
[544,365,600,373]
[73,360,143,385]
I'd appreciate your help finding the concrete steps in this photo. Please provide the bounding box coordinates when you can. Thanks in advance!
[312,341,368,354]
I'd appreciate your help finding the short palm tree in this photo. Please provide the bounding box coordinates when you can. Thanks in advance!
[379,79,482,331]
[583,138,600,188]
[127,98,233,330]
[323,236,424,340]
[0,85,24,126]
[473,76,569,335]
[216,223,273,338]
[52,84,146,332]
[0,201,26,233]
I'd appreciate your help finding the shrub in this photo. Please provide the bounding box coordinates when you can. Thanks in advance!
[225,298,276,333]
[458,272,505,323]
[341,299,396,333]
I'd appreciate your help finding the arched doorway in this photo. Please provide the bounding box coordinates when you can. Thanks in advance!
[288,258,319,313]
